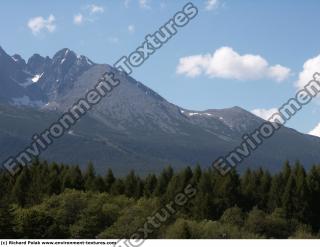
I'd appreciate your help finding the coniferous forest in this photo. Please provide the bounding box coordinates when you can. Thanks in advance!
[1,160,320,239]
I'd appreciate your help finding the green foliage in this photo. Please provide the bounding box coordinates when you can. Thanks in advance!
[13,207,59,238]
[104,169,115,193]
[98,198,159,239]
[245,207,268,237]
[1,160,320,239]
[62,166,84,191]
[143,174,157,197]
[0,202,16,238]
[289,224,316,239]
[164,219,194,238]
[12,168,30,207]
[165,219,261,239]
[220,206,245,226]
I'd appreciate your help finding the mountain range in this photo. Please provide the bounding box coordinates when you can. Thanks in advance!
[0,46,319,175]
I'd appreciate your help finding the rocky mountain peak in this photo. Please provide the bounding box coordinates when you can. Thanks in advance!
[12,54,26,69]
[52,48,76,66]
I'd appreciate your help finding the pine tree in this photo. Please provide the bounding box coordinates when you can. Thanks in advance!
[181,166,193,187]
[282,174,297,218]
[292,162,310,222]
[62,166,84,190]
[257,170,271,210]
[267,174,283,212]
[154,166,173,196]
[165,174,181,200]
[143,174,157,197]
[84,162,97,191]
[240,169,256,210]
[124,170,138,197]
[104,169,115,192]
[12,168,31,207]
[135,177,144,198]
[110,179,125,195]
[282,161,291,181]
[47,163,62,195]
[94,176,106,192]
[27,160,44,205]
[215,169,240,211]
[191,164,202,184]
[307,166,320,230]
[0,171,13,202]
[193,172,214,219]
[0,202,16,238]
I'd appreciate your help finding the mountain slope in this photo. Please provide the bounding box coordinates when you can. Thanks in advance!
[0,47,319,174]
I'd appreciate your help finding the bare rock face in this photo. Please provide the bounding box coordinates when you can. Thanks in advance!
[0,46,319,175]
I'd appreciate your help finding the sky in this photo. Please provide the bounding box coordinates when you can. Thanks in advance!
[1,0,320,136]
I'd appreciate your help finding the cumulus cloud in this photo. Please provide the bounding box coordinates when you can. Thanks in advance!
[251,108,279,121]
[205,0,219,11]
[296,54,320,90]
[73,13,84,25]
[88,4,104,14]
[176,47,291,82]
[268,64,292,82]
[74,4,104,26]
[177,55,209,78]
[27,15,56,35]
[128,24,135,34]
[139,0,150,9]
[309,123,320,137]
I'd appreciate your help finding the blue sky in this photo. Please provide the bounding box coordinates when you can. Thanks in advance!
[1,0,320,135]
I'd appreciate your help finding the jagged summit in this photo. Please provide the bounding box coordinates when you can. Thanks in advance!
[52,48,94,67]
[0,46,320,174]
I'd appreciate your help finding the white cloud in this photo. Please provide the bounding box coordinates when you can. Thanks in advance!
[88,4,104,14]
[176,47,291,82]
[177,55,209,77]
[296,54,320,90]
[73,13,84,25]
[139,0,150,9]
[128,24,135,33]
[74,4,104,26]
[27,14,56,35]
[251,108,279,121]
[205,0,219,11]
[309,123,320,137]
[269,64,291,82]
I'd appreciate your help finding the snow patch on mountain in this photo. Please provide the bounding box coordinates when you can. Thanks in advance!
[19,73,43,88]
[182,110,214,117]
[32,73,43,83]
[11,56,18,62]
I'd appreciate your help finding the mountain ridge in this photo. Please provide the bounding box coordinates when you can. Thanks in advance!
[0,46,319,175]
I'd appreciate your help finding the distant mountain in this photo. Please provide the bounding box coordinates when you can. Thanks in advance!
[0,46,319,175]
[0,46,94,106]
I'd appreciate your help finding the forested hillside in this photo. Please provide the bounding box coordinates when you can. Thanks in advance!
[1,160,320,239]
